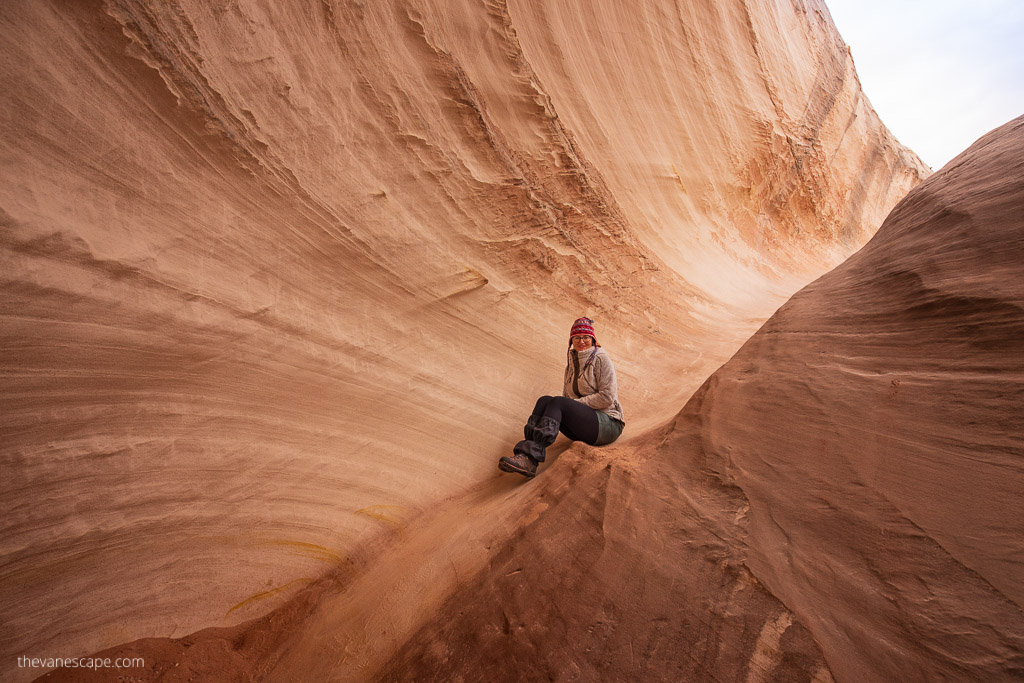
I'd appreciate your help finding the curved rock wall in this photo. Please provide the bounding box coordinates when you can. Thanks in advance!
[697,115,1024,682]
[0,0,925,676]
[375,117,1024,683]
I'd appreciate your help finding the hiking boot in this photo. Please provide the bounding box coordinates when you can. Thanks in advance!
[498,452,538,478]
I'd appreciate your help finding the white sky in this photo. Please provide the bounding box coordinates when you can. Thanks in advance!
[825,0,1024,170]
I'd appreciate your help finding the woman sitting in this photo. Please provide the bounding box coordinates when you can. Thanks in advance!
[499,317,625,478]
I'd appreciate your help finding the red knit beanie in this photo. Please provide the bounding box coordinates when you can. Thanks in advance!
[569,317,597,345]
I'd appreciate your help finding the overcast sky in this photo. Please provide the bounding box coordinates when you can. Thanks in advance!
[825,0,1024,170]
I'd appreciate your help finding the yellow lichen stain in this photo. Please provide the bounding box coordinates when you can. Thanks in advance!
[429,267,488,302]
[672,164,687,193]
[355,504,406,527]
[264,539,344,564]
[194,535,347,565]
[225,577,313,617]
[459,266,488,289]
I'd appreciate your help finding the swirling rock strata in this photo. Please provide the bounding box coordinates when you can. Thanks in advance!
[1,0,925,680]
[376,120,1024,683]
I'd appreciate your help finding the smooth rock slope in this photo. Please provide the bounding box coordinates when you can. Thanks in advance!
[47,119,1024,683]
[378,117,1024,681]
[2,0,925,680]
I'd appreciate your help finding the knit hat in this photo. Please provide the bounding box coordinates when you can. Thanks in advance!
[569,317,597,345]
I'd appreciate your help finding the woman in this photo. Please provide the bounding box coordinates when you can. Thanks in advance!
[499,317,625,478]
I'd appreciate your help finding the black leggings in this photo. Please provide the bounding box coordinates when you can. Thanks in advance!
[532,395,600,445]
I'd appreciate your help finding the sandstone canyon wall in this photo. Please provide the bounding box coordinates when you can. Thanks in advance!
[1,0,927,680]
[32,121,1024,683]
[380,116,1024,683]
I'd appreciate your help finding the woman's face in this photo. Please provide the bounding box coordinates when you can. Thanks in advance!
[571,335,594,352]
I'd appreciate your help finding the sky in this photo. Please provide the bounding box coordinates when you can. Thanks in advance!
[825,0,1024,169]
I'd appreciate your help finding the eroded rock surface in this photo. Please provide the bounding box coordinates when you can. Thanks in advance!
[377,118,1024,682]
[1,0,927,681]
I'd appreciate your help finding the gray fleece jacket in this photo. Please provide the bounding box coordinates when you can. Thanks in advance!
[563,346,625,423]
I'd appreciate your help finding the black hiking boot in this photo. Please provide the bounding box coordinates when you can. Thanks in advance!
[499,414,559,478]
[498,452,538,478]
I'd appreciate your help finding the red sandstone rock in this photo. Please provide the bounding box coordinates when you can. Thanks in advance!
[377,116,1024,682]
[0,0,936,681]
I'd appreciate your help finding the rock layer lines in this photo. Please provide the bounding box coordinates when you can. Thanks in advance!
[1,1,929,681]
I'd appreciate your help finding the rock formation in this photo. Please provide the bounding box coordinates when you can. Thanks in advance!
[378,116,1024,683]
[1,0,933,681]
[32,119,1024,683]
